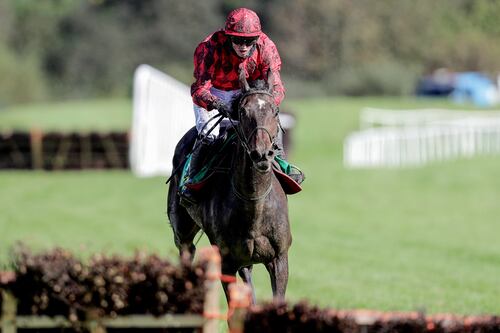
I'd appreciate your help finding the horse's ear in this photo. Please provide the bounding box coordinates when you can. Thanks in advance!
[239,64,250,93]
[267,68,275,93]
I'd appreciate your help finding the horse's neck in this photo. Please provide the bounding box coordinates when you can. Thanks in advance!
[231,146,272,202]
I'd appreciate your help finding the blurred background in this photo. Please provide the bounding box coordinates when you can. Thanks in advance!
[1,0,500,103]
[1,0,500,317]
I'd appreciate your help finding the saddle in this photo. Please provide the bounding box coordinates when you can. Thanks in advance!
[179,130,302,195]
[180,132,236,192]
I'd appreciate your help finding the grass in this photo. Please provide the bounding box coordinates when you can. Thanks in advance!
[0,171,173,261]
[1,97,500,316]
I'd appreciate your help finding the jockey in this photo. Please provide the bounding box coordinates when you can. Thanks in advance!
[181,7,303,206]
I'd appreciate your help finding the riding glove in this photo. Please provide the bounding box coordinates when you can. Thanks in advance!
[212,99,232,118]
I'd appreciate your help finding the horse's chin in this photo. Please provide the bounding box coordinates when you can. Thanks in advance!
[254,161,271,173]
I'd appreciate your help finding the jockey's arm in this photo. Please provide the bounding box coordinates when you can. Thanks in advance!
[191,41,221,111]
[262,39,285,106]
[270,69,285,106]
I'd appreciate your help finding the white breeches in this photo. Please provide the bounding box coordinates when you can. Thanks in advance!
[193,87,241,140]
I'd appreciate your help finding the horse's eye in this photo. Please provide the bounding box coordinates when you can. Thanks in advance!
[239,107,250,118]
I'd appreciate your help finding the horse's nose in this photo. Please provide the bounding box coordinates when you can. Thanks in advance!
[266,149,275,160]
[250,149,274,162]
[250,150,265,162]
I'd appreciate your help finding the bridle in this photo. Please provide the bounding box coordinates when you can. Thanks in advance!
[231,89,280,158]
[227,89,280,201]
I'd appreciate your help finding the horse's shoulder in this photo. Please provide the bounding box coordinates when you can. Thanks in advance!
[173,127,197,167]
[177,126,197,150]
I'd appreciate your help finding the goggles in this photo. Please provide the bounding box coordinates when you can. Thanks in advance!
[230,36,259,46]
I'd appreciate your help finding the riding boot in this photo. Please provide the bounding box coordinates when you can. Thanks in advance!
[274,132,305,185]
[179,139,211,208]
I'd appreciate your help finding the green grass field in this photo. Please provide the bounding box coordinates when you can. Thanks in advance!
[1,97,500,316]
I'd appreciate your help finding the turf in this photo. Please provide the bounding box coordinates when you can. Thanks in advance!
[1,97,500,316]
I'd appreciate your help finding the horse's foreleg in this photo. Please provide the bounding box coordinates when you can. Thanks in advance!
[265,254,289,301]
[178,235,197,261]
[169,205,199,260]
[221,263,237,304]
[238,265,256,304]
[174,223,200,262]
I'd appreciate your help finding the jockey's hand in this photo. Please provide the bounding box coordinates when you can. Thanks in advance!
[212,99,232,118]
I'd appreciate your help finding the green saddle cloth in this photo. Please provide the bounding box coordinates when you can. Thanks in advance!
[179,134,236,192]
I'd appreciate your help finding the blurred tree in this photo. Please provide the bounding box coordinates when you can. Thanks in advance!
[469,0,500,36]
[220,0,264,17]
[2,0,500,100]
[0,46,47,105]
[51,0,223,97]
[0,0,49,105]
[0,1,13,44]
[7,0,77,54]
[267,0,349,80]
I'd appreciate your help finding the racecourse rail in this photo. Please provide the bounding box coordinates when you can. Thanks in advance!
[344,108,500,168]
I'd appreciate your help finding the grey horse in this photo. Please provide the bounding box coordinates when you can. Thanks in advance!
[167,70,291,302]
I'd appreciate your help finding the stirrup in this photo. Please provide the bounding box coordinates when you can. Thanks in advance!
[288,171,305,185]
[287,165,305,185]
[274,156,305,185]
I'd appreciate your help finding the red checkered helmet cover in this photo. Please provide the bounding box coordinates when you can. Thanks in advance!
[224,8,262,37]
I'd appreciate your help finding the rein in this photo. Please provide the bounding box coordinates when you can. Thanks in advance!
[165,112,224,186]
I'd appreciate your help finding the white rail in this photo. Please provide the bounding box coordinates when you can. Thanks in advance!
[345,108,500,168]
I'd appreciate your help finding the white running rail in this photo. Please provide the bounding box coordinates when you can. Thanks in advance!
[345,108,500,168]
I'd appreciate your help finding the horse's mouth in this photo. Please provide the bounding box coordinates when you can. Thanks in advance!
[254,161,271,172]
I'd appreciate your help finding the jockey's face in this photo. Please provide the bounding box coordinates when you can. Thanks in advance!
[230,36,258,58]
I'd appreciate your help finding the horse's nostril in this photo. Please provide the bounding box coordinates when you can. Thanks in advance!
[267,150,275,158]
[250,150,262,161]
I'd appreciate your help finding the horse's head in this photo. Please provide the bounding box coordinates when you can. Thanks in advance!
[236,68,279,172]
